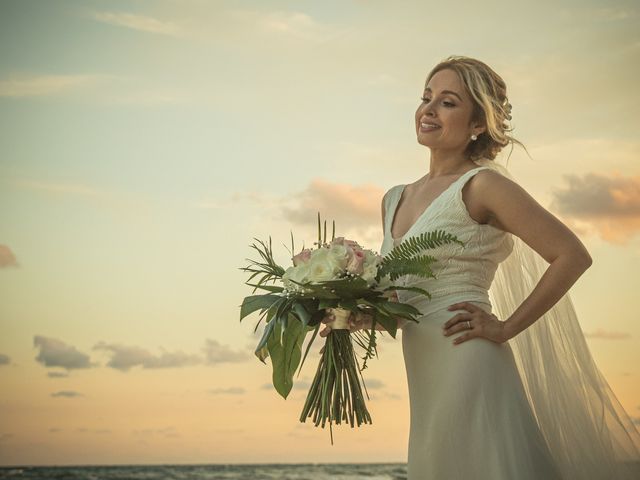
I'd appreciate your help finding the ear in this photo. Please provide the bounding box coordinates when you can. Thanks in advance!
[472,122,486,137]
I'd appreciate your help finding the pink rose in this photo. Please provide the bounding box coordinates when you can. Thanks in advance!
[332,237,362,250]
[292,248,312,266]
[345,248,365,275]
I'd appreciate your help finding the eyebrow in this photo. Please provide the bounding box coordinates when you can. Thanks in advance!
[424,87,462,102]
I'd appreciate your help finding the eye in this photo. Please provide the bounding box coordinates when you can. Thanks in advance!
[420,96,455,107]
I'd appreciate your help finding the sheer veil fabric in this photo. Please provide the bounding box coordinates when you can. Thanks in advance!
[473,157,640,479]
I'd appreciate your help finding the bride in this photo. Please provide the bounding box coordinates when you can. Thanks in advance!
[320,55,640,479]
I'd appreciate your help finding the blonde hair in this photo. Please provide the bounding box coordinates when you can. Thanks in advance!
[426,55,528,163]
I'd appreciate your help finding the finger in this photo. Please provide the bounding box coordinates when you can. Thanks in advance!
[446,301,477,312]
[443,320,473,336]
[452,332,473,345]
[442,313,470,330]
[443,322,468,336]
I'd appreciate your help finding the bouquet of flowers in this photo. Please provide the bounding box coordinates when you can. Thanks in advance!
[239,214,463,444]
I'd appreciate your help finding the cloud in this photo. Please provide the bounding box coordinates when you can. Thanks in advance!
[282,178,384,235]
[224,8,350,44]
[202,339,249,364]
[261,378,311,391]
[47,371,69,378]
[0,74,102,97]
[292,379,312,391]
[363,378,385,389]
[75,427,112,434]
[93,342,201,372]
[0,245,18,268]
[51,390,83,398]
[33,336,94,370]
[208,387,246,395]
[245,10,333,42]
[132,426,180,438]
[193,190,279,210]
[90,11,184,37]
[261,377,385,394]
[549,172,640,244]
[584,328,632,340]
[0,353,10,365]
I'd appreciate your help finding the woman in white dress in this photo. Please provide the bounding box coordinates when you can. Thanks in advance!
[320,55,640,479]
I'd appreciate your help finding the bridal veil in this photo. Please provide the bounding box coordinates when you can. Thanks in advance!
[475,157,640,479]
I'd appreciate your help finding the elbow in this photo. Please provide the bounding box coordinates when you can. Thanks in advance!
[557,250,592,271]
[579,253,593,270]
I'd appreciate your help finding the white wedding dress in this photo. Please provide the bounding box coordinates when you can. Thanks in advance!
[379,163,640,479]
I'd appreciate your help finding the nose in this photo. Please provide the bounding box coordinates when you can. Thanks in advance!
[424,102,436,116]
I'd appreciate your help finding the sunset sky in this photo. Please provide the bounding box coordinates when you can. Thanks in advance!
[1,0,639,466]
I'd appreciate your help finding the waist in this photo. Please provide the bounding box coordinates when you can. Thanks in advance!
[401,290,491,318]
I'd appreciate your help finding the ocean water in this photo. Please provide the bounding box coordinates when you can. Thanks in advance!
[0,463,408,480]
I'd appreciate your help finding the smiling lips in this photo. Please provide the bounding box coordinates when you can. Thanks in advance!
[419,121,441,132]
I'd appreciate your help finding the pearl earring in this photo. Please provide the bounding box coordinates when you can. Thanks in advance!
[471,134,477,141]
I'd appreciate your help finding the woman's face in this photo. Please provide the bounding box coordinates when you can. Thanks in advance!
[414,68,484,152]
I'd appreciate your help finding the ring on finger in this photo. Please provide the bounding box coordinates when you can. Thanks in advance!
[466,320,472,329]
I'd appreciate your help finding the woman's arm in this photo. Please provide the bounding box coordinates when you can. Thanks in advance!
[470,171,593,340]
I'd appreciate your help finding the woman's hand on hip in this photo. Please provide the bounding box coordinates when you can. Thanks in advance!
[441,301,510,345]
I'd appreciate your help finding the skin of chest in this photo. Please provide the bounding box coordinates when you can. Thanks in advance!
[392,171,504,236]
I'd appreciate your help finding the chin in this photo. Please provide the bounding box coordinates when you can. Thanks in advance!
[416,135,437,148]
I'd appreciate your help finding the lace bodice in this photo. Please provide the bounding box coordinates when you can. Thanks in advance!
[380,165,514,309]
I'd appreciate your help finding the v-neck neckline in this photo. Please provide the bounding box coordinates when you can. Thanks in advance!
[389,166,484,242]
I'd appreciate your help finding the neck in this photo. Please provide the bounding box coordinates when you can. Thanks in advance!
[427,149,478,178]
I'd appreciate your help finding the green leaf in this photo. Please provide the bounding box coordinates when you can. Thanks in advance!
[267,314,306,399]
[292,302,312,328]
[240,294,282,322]
[338,298,358,310]
[254,318,277,363]
[297,323,320,377]
[254,302,284,363]
[374,312,397,338]
[245,283,284,293]
[376,229,464,282]
[318,298,339,310]
[381,300,423,318]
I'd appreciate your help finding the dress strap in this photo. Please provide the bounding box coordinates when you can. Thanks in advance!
[453,166,492,190]
[383,185,405,236]
[452,165,493,199]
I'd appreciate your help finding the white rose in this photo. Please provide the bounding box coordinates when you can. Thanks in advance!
[361,263,379,284]
[376,275,393,290]
[307,247,343,282]
[363,249,381,269]
[328,244,349,270]
[282,263,310,289]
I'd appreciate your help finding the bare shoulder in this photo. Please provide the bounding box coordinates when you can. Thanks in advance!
[470,168,516,192]
[462,169,542,230]
[463,168,592,265]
